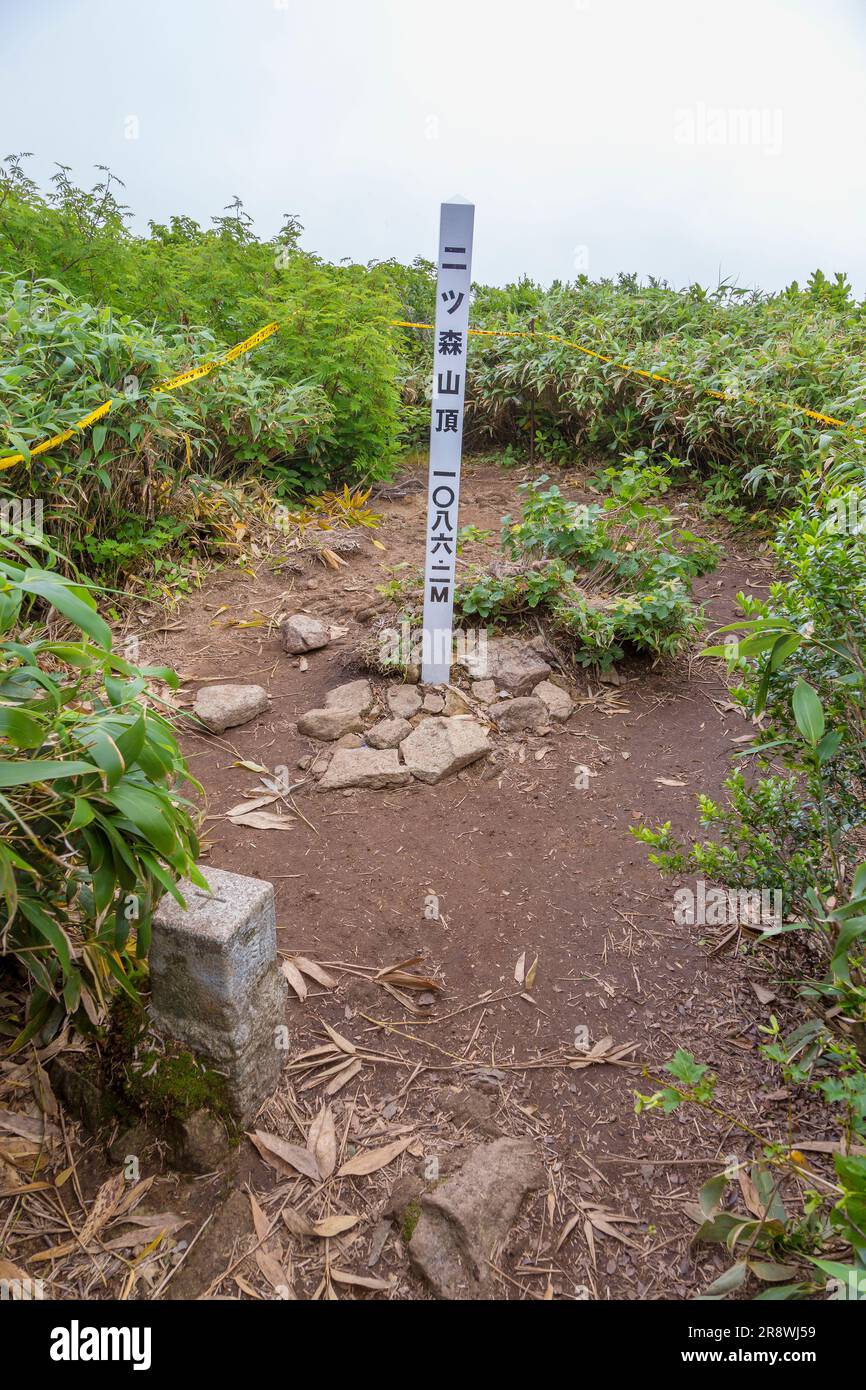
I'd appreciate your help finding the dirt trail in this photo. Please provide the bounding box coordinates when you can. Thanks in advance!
[108,461,798,1299]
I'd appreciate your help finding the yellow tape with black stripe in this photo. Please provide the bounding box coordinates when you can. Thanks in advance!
[390,319,862,436]
[2,308,862,473]
[0,399,115,473]
[0,321,281,472]
[153,321,280,393]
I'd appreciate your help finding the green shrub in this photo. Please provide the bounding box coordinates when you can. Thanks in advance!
[448,273,866,501]
[632,472,866,1291]
[636,1049,866,1298]
[0,158,404,489]
[0,271,331,567]
[0,535,205,1047]
[635,472,866,950]
[457,475,716,666]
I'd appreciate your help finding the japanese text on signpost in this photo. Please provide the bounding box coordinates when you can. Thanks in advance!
[421,198,475,684]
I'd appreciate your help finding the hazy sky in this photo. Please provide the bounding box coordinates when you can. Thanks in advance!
[3,0,865,293]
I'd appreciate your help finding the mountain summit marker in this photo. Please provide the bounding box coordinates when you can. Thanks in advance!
[420,198,475,684]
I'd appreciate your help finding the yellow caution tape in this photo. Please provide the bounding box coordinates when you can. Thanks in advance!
[0,399,115,472]
[153,321,280,393]
[0,321,281,472]
[2,306,859,476]
[390,319,862,436]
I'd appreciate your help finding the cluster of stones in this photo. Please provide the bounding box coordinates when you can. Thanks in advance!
[188,616,577,790]
[297,636,576,791]
[190,612,332,733]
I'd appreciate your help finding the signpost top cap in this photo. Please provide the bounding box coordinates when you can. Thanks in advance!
[444,194,474,206]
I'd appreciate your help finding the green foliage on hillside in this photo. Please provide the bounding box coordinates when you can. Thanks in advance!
[457,271,866,503]
[0,157,408,495]
[4,154,865,521]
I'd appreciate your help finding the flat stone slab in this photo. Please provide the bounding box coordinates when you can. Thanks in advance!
[316,747,411,791]
[534,679,574,721]
[400,717,489,784]
[150,867,286,1123]
[471,680,497,703]
[366,716,412,749]
[387,684,422,718]
[459,638,551,695]
[487,696,548,732]
[410,1138,545,1299]
[280,612,330,654]
[324,679,374,716]
[193,684,269,734]
[297,706,364,741]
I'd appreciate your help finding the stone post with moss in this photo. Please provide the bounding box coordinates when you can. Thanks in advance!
[149,867,287,1123]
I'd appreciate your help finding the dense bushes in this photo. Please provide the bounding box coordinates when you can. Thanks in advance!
[0,273,331,573]
[449,273,866,506]
[0,535,204,1049]
[4,154,865,516]
[0,157,405,494]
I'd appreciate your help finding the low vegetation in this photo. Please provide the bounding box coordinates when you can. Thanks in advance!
[2,156,866,1298]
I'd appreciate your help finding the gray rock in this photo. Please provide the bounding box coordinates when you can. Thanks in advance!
[387,684,422,718]
[471,679,497,704]
[487,696,548,732]
[366,717,412,749]
[280,612,331,654]
[444,687,473,717]
[170,1109,230,1174]
[422,692,445,713]
[316,747,411,791]
[296,706,364,741]
[409,1138,545,1299]
[533,679,575,721]
[334,731,364,749]
[150,868,287,1124]
[459,638,551,695]
[193,683,269,734]
[400,717,489,784]
[324,679,375,716]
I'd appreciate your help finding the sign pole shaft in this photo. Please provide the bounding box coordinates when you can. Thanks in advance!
[420,198,475,685]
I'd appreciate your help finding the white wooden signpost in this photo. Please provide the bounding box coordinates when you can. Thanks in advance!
[420,197,475,685]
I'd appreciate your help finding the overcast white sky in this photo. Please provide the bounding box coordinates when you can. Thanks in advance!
[3,0,865,293]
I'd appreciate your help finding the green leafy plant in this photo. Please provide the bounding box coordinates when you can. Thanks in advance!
[455,270,866,505]
[0,272,332,576]
[632,471,866,1299]
[0,536,205,1046]
[637,1050,866,1299]
[456,476,717,667]
[588,448,686,501]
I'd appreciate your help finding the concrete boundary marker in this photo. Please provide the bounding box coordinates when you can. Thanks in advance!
[149,867,287,1123]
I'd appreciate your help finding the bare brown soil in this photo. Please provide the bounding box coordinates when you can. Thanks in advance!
[139,463,788,1298]
[7,460,832,1303]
